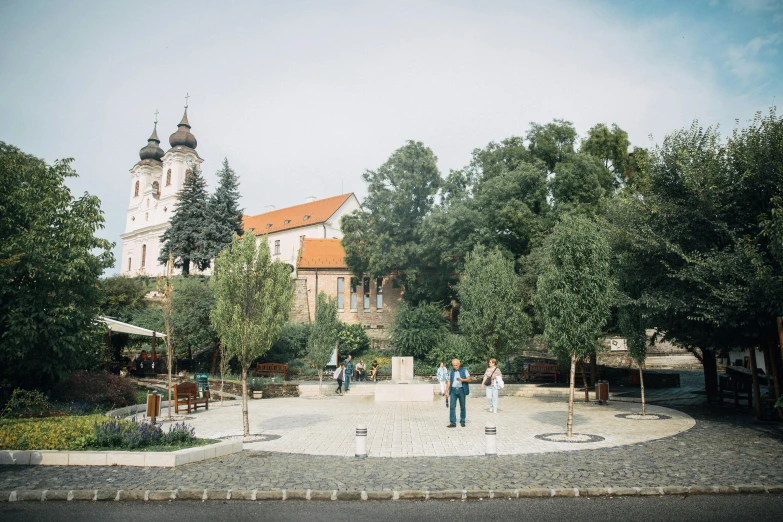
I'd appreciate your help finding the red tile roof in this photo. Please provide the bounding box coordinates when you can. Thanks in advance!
[243,193,354,235]
[297,238,348,269]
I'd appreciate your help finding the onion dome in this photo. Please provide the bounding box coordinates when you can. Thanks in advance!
[168,109,197,149]
[139,123,164,162]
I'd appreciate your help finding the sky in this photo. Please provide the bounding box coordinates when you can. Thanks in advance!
[1,0,782,274]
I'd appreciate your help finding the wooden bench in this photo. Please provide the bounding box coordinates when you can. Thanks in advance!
[254,362,288,380]
[528,363,560,383]
[174,382,208,414]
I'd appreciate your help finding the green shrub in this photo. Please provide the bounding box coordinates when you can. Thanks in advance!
[0,414,104,450]
[338,323,370,357]
[427,334,482,374]
[1,389,52,418]
[51,371,138,410]
[390,302,448,358]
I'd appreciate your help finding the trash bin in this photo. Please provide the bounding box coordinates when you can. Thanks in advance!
[595,381,609,404]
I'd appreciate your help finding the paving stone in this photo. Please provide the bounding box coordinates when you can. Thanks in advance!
[255,490,284,500]
[465,490,489,500]
[336,491,362,501]
[552,488,578,497]
[285,489,307,500]
[610,487,638,496]
[518,488,551,498]
[661,486,689,495]
[229,489,255,500]
[427,489,463,500]
[365,491,394,500]
[176,488,205,500]
[148,490,175,501]
[308,490,333,501]
[44,490,70,501]
[714,486,739,494]
[735,485,766,494]
[638,487,663,496]
[491,489,517,499]
[16,490,44,502]
[766,485,783,494]
[583,487,611,497]
[398,490,426,500]
[70,490,96,501]
[117,490,146,501]
[205,489,230,500]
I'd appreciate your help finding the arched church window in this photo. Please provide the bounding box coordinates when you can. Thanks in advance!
[141,245,146,268]
[185,169,193,179]
[166,169,172,186]
[134,180,140,197]
[152,181,160,199]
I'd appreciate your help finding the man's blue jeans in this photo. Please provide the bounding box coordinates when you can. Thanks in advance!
[345,372,351,391]
[449,387,466,425]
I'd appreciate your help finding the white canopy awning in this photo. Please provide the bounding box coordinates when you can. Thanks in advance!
[99,316,166,338]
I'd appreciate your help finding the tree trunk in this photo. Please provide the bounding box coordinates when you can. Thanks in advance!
[777,317,783,364]
[580,360,589,403]
[567,354,576,437]
[748,347,763,420]
[211,345,219,374]
[183,259,190,276]
[763,341,782,420]
[590,352,597,399]
[241,366,250,437]
[702,348,718,402]
[639,364,646,416]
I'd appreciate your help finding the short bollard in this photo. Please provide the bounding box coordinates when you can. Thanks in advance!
[485,423,497,457]
[355,425,368,458]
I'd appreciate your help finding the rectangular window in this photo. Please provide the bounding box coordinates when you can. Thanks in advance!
[141,245,146,268]
[350,278,357,310]
[337,277,345,310]
[363,277,370,310]
[376,277,383,309]
[128,258,132,272]
[274,240,281,255]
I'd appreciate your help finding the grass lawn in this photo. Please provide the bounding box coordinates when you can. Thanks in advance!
[0,414,217,451]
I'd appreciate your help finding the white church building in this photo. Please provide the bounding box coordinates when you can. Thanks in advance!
[120,108,360,277]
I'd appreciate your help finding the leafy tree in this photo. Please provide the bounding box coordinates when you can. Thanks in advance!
[526,119,578,172]
[307,292,341,396]
[619,305,649,415]
[580,123,630,179]
[266,322,311,363]
[204,158,244,261]
[211,233,294,436]
[550,153,615,216]
[337,322,370,357]
[171,277,216,359]
[0,142,114,390]
[535,214,615,437]
[159,166,211,275]
[428,333,482,372]
[390,302,448,358]
[341,140,443,304]
[97,275,150,359]
[457,245,531,362]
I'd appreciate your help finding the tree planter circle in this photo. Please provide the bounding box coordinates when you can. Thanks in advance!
[615,413,671,421]
[535,433,605,443]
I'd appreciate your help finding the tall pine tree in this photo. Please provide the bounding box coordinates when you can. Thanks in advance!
[204,158,244,261]
[159,165,211,275]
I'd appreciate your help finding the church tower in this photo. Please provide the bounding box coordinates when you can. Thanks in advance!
[120,102,204,277]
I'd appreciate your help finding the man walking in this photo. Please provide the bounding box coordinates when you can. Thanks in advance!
[446,359,471,428]
[344,355,354,392]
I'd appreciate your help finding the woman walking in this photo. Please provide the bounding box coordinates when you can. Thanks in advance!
[481,358,502,413]
[335,363,345,395]
[436,362,449,396]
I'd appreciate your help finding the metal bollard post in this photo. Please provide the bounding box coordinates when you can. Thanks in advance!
[485,423,497,457]
[355,425,368,458]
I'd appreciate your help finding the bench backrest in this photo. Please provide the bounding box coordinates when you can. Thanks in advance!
[256,363,287,371]
[530,363,559,372]
[175,382,197,396]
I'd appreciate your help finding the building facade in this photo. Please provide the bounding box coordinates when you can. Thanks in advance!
[120,109,203,277]
[295,238,402,344]
[243,193,361,271]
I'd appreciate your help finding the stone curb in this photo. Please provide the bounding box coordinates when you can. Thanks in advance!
[1,485,780,502]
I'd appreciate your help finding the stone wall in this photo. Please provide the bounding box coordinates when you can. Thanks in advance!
[290,278,311,324]
[260,383,300,398]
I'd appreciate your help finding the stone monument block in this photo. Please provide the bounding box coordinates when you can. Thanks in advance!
[391,356,414,383]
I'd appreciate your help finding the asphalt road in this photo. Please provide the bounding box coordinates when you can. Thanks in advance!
[2,496,782,522]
